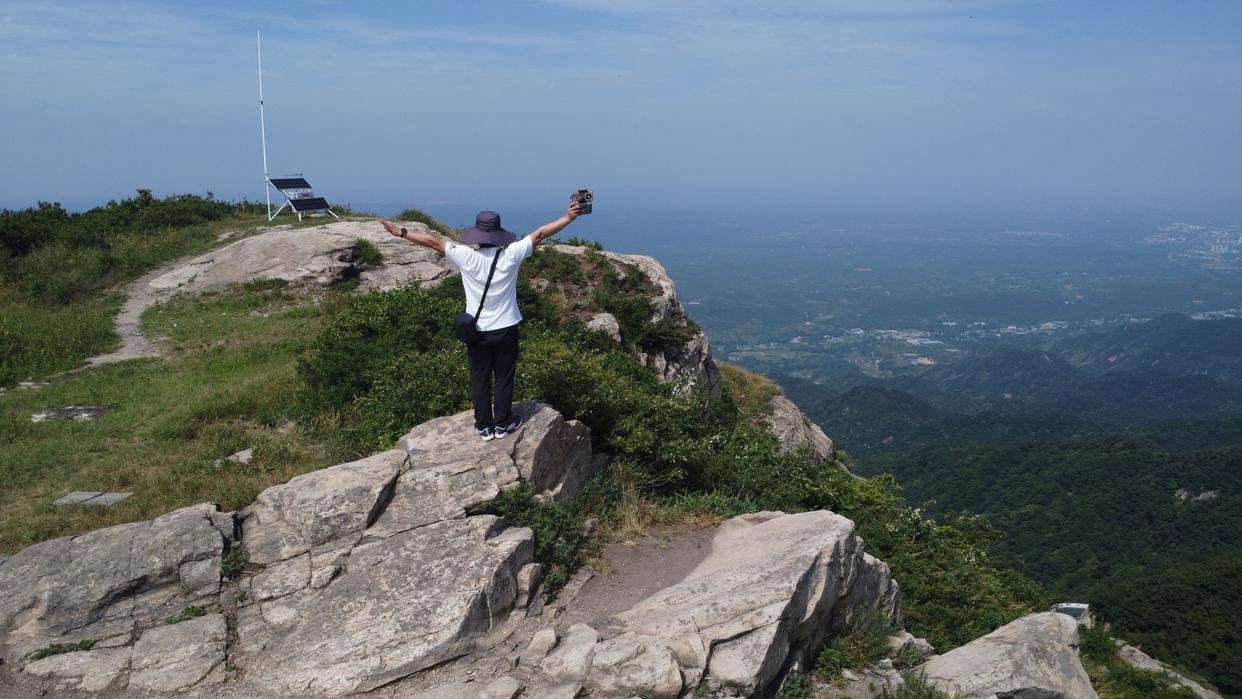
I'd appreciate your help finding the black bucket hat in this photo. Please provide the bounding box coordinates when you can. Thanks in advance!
[461,210,517,246]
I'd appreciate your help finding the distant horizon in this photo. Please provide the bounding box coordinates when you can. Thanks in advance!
[2,1,1239,215]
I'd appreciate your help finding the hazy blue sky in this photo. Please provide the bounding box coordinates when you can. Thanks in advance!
[2,1,1239,214]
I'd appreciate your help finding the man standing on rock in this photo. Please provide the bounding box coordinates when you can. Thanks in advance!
[380,203,581,441]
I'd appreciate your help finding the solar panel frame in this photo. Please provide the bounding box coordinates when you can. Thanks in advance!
[289,197,331,212]
[269,177,312,190]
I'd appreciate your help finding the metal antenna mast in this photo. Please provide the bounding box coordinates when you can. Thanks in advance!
[257,30,271,219]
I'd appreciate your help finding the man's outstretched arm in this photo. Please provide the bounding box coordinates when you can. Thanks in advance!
[379,219,447,255]
[527,202,581,247]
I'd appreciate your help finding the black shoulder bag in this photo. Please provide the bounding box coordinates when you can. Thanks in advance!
[453,247,503,344]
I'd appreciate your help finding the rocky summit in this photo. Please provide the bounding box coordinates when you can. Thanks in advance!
[0,398,900,698]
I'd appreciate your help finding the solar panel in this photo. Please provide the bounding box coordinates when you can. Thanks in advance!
[269,177,312,190]
[290,197,331,212]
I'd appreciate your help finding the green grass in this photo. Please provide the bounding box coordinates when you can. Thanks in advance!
[877,673,952,698]
[28,639,95,660]
[814,608,899,681]
[166,605,209,625]
[0,212,294,386]
[0,283,355,553]
[718,362,781,425]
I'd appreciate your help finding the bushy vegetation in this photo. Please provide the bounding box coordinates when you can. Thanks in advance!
[477,488,593,597]
[520,246,697,353]
[221,545,249,581]
[354,238,382,268]
[295,271,1043,650]
[877,673,951,699]
[0,190,259,303]
[0,191,265,385]
[814,608,897,680]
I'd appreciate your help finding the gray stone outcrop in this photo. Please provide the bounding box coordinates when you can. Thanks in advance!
[500,509,900,698]
[918,611,1097,699]
[146,220,450,295]
[1116,642,1222,699]
[764,394,836,463]
[0,402,594,696]
[550,244,722,401]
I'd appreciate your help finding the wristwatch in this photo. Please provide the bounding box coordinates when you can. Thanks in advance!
[400,227,408,238]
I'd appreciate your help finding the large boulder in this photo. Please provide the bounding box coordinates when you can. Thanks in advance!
[146,220,450,296]
[918,612,1097,699]
[396,401,593,504]
[764,395,836,463]
[550,244,721,401]
[233,401,594,694]
[593,510,900,697]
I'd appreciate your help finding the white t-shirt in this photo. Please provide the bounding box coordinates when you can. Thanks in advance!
[444,237,534,332]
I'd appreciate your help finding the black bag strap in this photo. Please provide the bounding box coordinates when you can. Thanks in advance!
[473,247,504,323]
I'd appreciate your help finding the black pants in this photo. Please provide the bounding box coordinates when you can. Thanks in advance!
[467,324,519,430]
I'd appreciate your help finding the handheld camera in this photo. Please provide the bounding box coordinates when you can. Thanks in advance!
[571,189,593,215]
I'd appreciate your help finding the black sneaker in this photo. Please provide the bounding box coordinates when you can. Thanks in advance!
[475,426,495,442]
[493,413,524,439]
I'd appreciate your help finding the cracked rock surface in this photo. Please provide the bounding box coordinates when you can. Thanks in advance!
[0,401,593,696]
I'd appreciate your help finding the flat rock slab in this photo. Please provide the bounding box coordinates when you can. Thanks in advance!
[145,220,452,297]
[919,612,1098,699]
[52,491,103,505]
[0,502,232,685]
[30,405,111,422]
[53,491,133,506]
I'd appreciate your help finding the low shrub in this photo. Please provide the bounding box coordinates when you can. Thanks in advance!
[878,673,952,698]
[477,488,590,598]
[221,545,249,581]
[394,208,460,240]
[166,605,209,625]
[814,608,898,680]
[355,238,382,268]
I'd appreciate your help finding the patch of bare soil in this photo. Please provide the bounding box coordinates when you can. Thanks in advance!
[554,523,716,631]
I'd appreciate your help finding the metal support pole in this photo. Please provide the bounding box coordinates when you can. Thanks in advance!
[257,31,271,220]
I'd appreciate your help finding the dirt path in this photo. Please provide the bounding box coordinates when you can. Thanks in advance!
[554,523,716,630]
[82,228,256,368]
[83,262,180,367]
